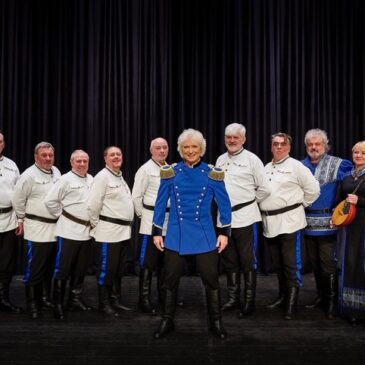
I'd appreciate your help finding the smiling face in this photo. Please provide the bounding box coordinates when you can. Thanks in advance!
[181,138,202,167]
[225,132,246,155]
[306,136,326,163]
[104,146,123,173]
[71,151,89,176]
[150,138,169,165]
[352,144,365,171]
[35,147,55,171]
[271,136,291,162]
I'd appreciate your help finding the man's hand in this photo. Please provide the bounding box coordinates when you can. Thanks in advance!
[153,236,165,252]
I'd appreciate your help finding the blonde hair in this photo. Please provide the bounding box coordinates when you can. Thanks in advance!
[177,129,206,158]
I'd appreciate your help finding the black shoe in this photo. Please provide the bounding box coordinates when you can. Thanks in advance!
[0,300,23,313]
[265,296,285,309]
[238,302,255,318]
[304,296,322,309]
[41,297,55,310]
[139,299,157,315]
[154,318,174,339]
[54,304,65,320]
[68,299,93,312]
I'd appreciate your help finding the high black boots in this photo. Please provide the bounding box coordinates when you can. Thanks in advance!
[98,285,119,318]
[53,279,66,320]
[41,278,54,310]
[324,273,337,320]
[266,275,285,309]
[206,288,227,339]
[304,271,322,309]
[25,284,40,319]
[284,286,299,320]
[0,282,22,313]
[110,278,132,311]
[139,268,156,314]
[221,272,240,311]
[154,288,176,339]
[238,271,256,317]
[68,276,92,312]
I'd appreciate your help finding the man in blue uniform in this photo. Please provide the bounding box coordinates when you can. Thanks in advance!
[152,129,231,339]
[302,129,352,319]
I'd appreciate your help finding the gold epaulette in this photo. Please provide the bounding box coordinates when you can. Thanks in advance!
[208,166,225,181]
[160,165,175,179]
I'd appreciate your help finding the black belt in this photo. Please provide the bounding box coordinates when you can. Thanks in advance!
[0,206,12,214]
[305,208,331,214]
[25,213,58,224]
[231,199,255,212]
[99,215,132,226]
[62,210,90,227]
[261,203,302,216]
[143,203,170,213]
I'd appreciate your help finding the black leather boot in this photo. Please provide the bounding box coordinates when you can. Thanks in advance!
[324,273,337,320]
[221,272,240,311]
[40,278,54,310]
[154,288,176,339]
[25,284,40,319]
[68,276,92,311]
[98,285,119,318]
[53,279,66,320]
[138,268,156,314]
[238,271,256,317]
[206,288,227,339]
[304,271,322,309]
[0,282,23,313]
[266,274,285,309]
[110,278,132,311]
[284,286,299,320]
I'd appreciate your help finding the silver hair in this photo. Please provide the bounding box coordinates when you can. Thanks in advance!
[177,129,206,158]
[225,123,246,137]
[150,137,168,152]
[304,128,330,152]
[34,141,55,154]
[271,132,292,145]
[70,149,89,161]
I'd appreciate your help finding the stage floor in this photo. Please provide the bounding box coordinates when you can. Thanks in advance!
[0,274,364,365]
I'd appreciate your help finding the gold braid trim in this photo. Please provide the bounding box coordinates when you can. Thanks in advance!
[208,166,225,181]
[160,165,175,179]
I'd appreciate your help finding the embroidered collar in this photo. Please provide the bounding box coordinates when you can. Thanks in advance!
[184,159,202,168]
[35,163,53,175]
[152,158,166,167]
[71,170,87,178]
[105,165,122,177]
[228,148,244,157]
[272,155,290,165]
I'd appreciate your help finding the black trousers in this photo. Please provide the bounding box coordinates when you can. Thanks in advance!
[220,223,259,273]
[265,231,303,288]
[163,249,219,291]
[138,234,164,271]
[0,229,17,283]
[53,237,93,280]
[95,241,129,286]
[304,235,337,275]
[23,240,56,285]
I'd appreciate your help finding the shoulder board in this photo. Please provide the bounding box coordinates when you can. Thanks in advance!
[208,166,225,181]
[160,165,175,179]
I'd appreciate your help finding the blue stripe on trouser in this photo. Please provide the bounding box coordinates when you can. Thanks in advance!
[139,235,149,268]
[252,223,259,271]
[23,240,33,283]
[53,237,64,278]
[98,243,108,285]
[295,231,303,287]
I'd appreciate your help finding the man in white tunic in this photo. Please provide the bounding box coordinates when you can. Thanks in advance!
[44,150,93,320]
[88,146,134,318]
[259,133,320,320]
[0,130,22,313]
[132,137,169,314]
[216,123,270,317]
[12,142,61,319]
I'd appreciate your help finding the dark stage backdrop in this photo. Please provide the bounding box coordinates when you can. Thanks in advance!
[1,0,365,181]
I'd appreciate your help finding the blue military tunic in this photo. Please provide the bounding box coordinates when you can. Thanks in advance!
[152,161,231,255]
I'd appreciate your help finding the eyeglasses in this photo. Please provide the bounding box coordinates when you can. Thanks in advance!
[272,142,288,147]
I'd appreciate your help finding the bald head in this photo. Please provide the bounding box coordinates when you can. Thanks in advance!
[150,138,169,165]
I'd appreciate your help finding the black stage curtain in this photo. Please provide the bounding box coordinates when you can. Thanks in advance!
[1,0,364,273]
[1,0,364,177]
